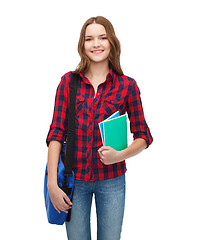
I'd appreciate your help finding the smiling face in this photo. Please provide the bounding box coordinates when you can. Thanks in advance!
[84,23,111,64]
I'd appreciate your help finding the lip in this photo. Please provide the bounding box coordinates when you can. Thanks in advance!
[91,50,104,54]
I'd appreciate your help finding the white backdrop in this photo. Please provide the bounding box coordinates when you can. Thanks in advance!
[0,0,197,239]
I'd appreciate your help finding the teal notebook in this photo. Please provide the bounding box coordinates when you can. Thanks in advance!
[103,114,128,151]
[99,111,120,144]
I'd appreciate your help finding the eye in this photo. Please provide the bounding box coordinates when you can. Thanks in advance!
[85,38,92,41]
[101,37,108,40]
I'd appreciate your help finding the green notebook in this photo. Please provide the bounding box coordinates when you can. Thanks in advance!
[103,114,128,151]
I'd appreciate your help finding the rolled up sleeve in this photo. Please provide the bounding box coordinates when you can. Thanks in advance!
[126,79,153,148]
[46,74,69,146]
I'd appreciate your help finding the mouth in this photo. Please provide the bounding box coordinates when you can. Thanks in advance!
[91,50,104,54]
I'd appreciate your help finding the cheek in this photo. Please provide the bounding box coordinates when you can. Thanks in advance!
[84,43,87,53]
[84,42,90,53]
[105,41,111,52]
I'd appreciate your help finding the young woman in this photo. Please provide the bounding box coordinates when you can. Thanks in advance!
[46,16,153,240]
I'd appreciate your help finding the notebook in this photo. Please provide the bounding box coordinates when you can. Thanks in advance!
[99,111,128,151]
[99,111,120,144]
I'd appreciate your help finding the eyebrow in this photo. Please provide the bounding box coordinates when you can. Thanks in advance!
[85,34,107,38]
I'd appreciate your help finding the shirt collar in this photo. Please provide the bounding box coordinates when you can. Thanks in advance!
[79,67,116,84]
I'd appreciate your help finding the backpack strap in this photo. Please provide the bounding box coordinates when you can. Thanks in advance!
[63,72,79,174]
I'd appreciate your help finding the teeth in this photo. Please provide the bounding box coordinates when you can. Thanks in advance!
[92,50,103,53]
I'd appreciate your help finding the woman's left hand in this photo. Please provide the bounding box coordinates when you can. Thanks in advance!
[98,146,123,165]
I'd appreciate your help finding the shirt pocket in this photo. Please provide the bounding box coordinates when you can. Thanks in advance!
[103,95,125,117]
[75,95,86,116]
[75,95,88,130]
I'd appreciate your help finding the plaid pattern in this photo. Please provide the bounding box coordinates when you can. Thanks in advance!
[46,68,153,181]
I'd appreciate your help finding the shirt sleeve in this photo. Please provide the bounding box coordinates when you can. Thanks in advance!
[46,75,69,146]
[126,79,153,148]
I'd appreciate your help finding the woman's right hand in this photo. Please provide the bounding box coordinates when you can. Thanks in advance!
[47,183,72,214]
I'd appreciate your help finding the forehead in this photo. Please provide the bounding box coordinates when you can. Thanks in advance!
[85,23,107,36]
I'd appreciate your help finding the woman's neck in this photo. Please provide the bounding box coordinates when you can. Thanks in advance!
[85,61,110,82]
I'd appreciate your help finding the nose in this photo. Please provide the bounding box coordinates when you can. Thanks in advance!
[93,38,100,48]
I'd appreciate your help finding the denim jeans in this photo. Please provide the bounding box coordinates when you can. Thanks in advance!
[65,174,126,240]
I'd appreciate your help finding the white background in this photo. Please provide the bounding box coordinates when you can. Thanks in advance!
[0,0,197,239]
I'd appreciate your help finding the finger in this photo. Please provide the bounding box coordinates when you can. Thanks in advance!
[98,151,103,158]
[101,159,107,165]
[59,207,68,213]
[61,207,69,213]
[59,203,71,213]
[100,157,106,164]
[61,198,72,210]
[54,205,61,214]
[98,146,107,152]
[98,153,104,161]
[99,152,104,160]
[55,207,61,214]
[98,147,103,152]
[59,188,72,205]
[99,147,111,153]
[63,194,72,206]
[51,200,61,214]
[103,146,112,150]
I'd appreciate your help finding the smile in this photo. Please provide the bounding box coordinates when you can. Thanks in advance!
[91,50,104,54]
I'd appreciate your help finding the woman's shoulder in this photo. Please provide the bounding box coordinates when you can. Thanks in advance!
[116,73,137,89]
[53,72,73,93]
[61,71,73,81]
[58,71,73,86]
[121,73,136,83]
[61,71,81,82]
[116,73,141,95]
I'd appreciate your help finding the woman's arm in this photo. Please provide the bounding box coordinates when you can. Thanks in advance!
[119,138,147,160]
[126,79,153,148]
[47,140,62,186]
[47,140,72,213]
[98,138,147,165]
[46,74,72,213]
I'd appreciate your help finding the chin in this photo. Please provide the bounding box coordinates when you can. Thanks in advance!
[89,56,109,63]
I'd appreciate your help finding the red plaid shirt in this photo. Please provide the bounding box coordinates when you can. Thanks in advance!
[46,68,153,181]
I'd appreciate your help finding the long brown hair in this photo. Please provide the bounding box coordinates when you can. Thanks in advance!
[73,16,123,75]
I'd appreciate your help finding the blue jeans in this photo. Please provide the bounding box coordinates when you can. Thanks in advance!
[66,174,126,240]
